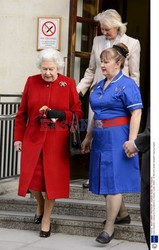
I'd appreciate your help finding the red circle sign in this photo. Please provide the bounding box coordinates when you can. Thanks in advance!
[42,21,56,37]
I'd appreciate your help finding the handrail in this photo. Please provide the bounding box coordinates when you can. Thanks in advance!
[0,94,22,97]
[0,113,16,120]
[0,102,20,105]
[0,102,19,180]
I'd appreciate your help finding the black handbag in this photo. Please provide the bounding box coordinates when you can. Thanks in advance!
[69,113,81,155]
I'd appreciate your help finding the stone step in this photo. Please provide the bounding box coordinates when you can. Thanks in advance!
[70,182,140,204]
[0,178,140,204]
[0,177,18,195]
[0,210,145,243]
[54,199,141,222]
[0,194,141,222]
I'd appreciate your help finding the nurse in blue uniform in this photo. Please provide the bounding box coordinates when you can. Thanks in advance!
[81,43,143,244]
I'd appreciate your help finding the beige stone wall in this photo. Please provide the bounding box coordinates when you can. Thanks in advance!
[0,0,69,95]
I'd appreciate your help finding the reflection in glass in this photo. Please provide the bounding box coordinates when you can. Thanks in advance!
[77,0,98,18]
[74,57,89,84]
[75,22,96,53]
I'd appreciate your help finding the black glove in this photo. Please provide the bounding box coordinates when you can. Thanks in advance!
[47,109,66,121]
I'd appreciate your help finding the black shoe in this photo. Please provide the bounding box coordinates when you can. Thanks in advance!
[115,214,131,224]
[103,214,131,225]
[40,226,51,238]
[96,231,114,244]
[82,183,89,189]
[34,214,43,224]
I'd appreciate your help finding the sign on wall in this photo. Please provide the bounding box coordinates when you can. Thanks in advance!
[37,17,61,50]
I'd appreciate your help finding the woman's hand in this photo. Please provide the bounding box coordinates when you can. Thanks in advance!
[81,137,92,154]
[39,105,49,111]
[81,119,93,154]
[39,105,50,117]
[123,140,137,158]
[14,141,22,152]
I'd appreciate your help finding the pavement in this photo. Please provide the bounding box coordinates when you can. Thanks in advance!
[0,228,148,250]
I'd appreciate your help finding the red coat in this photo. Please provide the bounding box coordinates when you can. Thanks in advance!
[14,74,83,199]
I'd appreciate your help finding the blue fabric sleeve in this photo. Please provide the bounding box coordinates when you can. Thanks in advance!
[122,80,143,111]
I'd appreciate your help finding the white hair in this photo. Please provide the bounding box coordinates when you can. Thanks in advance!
[94,9,127,36]
[36,48,64,70]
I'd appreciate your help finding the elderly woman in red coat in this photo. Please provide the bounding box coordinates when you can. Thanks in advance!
[14,48,83,238]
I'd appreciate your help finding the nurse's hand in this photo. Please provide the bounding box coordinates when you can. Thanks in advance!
[123,140,137,158]
[81,137,91,154]
[14,141,22,152]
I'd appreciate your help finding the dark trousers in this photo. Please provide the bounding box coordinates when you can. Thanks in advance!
[140,182,150,249]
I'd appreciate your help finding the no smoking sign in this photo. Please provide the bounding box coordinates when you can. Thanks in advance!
[42,21,56,37]
[37,17,61,50]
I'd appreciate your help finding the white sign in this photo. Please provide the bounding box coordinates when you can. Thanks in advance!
[37,17,61,50]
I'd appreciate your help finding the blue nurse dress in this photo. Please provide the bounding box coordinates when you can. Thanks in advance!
[89,71,143,195]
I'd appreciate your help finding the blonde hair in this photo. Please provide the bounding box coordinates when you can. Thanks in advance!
[94,9,127,36]
[100,43,129,69]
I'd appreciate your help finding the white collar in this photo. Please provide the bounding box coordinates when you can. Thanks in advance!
[111,73,123,83]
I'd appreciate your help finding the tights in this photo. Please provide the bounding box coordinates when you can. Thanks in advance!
[30,189,55,231]
[104,194,124,235]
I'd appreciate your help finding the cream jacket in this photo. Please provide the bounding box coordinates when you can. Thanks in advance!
[77,34,140,96]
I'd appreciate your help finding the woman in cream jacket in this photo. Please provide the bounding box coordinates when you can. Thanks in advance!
[77,9,140,97]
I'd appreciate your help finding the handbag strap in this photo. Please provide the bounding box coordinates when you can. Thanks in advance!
[70,113,80,132]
